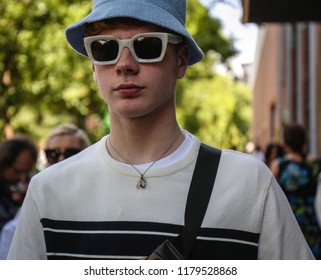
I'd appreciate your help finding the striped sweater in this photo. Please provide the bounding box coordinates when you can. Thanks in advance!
[8,134,314,259]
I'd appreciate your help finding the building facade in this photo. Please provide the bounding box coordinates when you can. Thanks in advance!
[251,23,321,156]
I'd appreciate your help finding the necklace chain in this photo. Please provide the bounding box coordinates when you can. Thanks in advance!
[108,130,182,189]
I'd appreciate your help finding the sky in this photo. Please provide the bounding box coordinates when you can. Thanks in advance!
[200,0,259,77]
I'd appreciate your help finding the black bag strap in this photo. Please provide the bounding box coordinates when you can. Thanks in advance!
[173,143,221,259]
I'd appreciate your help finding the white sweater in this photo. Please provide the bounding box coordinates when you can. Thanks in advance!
[8,133,314,259]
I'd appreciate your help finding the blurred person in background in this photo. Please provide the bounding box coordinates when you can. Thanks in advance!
[0,135,38,232]
[271,123,321,259]
[44,123,91,166]
[251,143,265,162]
[314,156,321,229]
[0,135,38,259]
[316,173,321,229]
[0,123,90,259]
[264,142,285,168]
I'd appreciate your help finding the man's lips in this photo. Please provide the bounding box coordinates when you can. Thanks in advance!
[115,84,144,96]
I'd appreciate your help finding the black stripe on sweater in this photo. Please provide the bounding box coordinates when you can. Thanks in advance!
[41,219,259,260]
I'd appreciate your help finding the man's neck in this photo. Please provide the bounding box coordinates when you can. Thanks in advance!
[107,118,183,165]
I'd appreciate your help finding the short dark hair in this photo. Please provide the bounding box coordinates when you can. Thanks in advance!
[0,135,38,170]
[283,123,306,155]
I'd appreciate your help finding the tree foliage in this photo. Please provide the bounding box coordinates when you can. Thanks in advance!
[0,0,249,149]
[187,0,237,61]
[177,75,251,150]
[0,0,105,142]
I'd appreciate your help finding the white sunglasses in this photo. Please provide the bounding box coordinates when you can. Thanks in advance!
[84,32,183,65]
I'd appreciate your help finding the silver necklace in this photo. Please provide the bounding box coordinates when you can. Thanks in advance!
[108,131,182,189]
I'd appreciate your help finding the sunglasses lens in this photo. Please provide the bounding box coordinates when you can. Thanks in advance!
[64,149,81,158]
[91,39,119,62]
[45,150,59,164]
[88,34,166,63]
[45,149,81,164]
[134,37,162,59]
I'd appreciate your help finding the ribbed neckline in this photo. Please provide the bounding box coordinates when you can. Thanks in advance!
[98,131,200,179]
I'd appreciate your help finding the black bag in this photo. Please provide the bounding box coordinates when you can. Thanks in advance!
[145,240,184,260]
[145,144,221,260]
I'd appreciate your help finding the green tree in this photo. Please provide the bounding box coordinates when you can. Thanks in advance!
[177,0,251,149]
[0,0,106,142]
[177,74,251,150]
[187,0,237,62]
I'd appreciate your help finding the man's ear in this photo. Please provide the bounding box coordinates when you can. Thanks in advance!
[177,45,189,79]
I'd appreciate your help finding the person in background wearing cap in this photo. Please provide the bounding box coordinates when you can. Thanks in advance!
[8,0,314,260]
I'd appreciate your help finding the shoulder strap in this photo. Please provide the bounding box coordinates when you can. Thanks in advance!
[173,143,221,258]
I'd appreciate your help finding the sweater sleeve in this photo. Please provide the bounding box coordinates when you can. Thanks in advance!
[258,175,315,259]
[7,185,47,260]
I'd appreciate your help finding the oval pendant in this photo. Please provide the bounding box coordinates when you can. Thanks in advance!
[137,175,146,189]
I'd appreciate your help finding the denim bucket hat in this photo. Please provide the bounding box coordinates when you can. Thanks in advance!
[65,0,204,66]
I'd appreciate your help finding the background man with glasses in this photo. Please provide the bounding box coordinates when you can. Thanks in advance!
[0,135,38,232]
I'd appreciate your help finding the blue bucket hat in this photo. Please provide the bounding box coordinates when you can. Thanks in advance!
[65,0,204,66]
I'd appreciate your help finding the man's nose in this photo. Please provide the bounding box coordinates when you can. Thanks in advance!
[115,47,139,74]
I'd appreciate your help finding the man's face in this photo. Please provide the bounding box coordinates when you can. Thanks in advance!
[92,25,188,120]
[2,149,35,186]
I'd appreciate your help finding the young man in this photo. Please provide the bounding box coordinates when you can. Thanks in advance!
[8,0,314,259]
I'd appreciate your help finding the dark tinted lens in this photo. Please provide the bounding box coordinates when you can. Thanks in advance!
[91,39,119,61]
[64,149,81,158]
[45,149,59,164]
[134,37,162,59]
[45,149,81,164]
